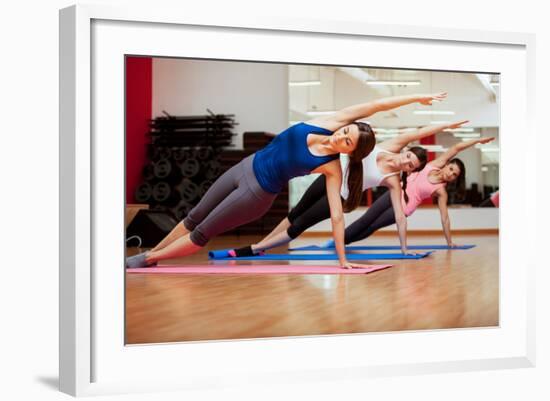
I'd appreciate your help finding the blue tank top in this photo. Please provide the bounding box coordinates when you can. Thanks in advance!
[252,122,338,194]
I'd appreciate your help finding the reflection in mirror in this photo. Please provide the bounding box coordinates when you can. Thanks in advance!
[288,65,499,208]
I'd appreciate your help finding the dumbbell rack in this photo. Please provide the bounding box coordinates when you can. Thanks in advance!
[134,112,236,221]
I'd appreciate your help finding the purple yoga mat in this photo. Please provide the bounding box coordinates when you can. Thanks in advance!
[126,264,393,275]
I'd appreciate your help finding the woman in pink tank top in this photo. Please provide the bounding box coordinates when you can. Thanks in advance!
[337,136,495,249]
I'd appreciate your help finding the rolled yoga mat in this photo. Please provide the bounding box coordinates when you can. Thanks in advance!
[127,264,393,274]
[208,250,433,260]
[289,244,476,251]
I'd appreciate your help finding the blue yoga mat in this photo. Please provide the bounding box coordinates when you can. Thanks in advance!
[289,244,476,251]
[208,250,433,260]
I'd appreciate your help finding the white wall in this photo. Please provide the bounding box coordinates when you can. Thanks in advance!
[330,68,498,129]
[289,64,500,200]
[288,66,499,129]
[290,66,336,114]
[153,58,289,148]
[305,206,499,233]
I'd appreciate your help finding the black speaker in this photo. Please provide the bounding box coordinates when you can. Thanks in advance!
[126,210,178,248]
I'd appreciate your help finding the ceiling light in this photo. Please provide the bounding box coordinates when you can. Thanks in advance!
[444,127,475,133]
[374,128,400,134]
[475,145,500,152]
[366,80,421,86]
[421,145,447,152]
[289,80,322,87]
[306,110,336,116]
[375,133,399,139]
[414,110,456,115]
[375,128,418,134]
[453,132,481,138]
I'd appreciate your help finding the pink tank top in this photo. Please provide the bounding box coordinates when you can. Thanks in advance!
[401,164,446,216]
[490,191,499,207]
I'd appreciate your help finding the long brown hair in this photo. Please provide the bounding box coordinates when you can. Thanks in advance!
[402,146,428,204]
[343,122,376,212]
[446,158,466,201]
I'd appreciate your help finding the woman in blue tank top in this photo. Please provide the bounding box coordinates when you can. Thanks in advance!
[127,92,447,269]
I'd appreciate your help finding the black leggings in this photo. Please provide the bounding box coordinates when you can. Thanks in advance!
[287,175,335,239]
[287,176,397,244]
[344,191,396,244]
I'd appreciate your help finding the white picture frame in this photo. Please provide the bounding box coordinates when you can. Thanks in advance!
[59,4,536,397]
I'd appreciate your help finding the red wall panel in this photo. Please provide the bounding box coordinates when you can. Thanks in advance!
[125,56,152,203]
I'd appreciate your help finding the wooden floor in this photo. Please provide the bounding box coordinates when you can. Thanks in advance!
[125,233,499,345]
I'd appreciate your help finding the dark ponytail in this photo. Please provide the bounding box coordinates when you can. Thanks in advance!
[402,146,428,204]
[343,122,376,212]
[402,172,409,203]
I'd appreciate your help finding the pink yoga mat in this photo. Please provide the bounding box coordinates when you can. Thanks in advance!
[126,264,392,275]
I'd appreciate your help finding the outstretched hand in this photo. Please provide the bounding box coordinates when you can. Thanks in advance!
[419,92,448,105]
[342,262,374,269]
[478,137,496,145]
[447,120,470,129]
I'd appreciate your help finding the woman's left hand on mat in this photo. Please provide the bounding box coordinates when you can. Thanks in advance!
[342,262,371,269]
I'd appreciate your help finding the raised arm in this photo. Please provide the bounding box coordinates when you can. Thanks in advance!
[434,187,457,247]
[314,161,348,267]
[308,92,448,131]
[386,176,409,254]
[315,161,374,269]
[431,136,495,169]
[379,120,469,153]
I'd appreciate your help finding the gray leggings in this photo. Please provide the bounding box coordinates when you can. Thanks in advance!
[183,154,277,246]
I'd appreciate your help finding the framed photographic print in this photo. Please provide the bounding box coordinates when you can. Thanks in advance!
[59,4,535,397]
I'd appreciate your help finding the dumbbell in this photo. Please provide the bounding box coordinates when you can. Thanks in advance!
[198,180,214,197]
[179,158,201,178]
[194,147,213,161]
[153,158,173,179]
[176,178,200,203]
[171,200,194,221]
[204,160,221,180]
[158,147,172,160]
[152,181,174,203]
[134,182,153,203]
[172,147,192,162]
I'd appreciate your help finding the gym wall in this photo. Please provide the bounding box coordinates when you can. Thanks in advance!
[152,58,289,149]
